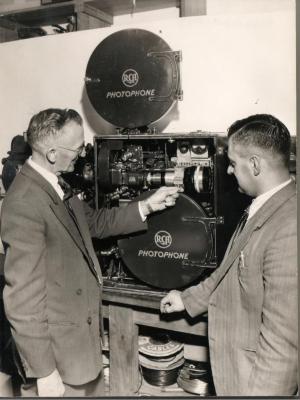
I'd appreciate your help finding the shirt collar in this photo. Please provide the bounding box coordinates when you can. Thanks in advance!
[248,179,292,220]
[27,157,64,200]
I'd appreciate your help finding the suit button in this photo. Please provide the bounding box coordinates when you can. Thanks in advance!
[209,302,216,307]
[87,317,92,325]
[76,289,82,295]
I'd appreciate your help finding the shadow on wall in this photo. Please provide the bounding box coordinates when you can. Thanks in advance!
[149,101,180,133]
[81,86,180,135]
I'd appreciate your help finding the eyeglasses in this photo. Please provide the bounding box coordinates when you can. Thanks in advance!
[57,144,85,157]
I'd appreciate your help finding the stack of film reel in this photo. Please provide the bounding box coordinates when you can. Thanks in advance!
[138,334,184,387]
[102,330,110,387]
[177,361,211,395]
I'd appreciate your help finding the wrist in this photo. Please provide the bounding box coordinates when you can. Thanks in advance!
[140,200,154,216]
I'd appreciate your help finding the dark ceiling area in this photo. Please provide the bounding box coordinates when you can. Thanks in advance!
[0,0,204,42]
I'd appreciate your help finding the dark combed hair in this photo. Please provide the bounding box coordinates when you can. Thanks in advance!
[227,114,291,167]
[25,108,83,148]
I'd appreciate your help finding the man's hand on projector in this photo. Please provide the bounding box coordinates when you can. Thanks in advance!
[140,186,182,216]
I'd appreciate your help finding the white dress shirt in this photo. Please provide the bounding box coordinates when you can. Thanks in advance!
[27,158,64,200]
[247,179,292,221]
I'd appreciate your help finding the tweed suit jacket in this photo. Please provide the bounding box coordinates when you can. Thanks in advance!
[0,162,147,385]
[181,181,297,396]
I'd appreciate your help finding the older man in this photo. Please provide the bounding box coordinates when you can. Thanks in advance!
[1,108,180,397]
[161,114,297,396]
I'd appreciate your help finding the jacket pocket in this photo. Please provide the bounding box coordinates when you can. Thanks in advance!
[237,252,257,279]
[243,348,257,370]
[243,347,256,353]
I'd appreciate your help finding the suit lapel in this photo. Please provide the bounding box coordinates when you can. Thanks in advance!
[50,201,90,257]
[68,198,96,256]
[69,197,103,279]
[215,181,296,286]
[21,163,90,257]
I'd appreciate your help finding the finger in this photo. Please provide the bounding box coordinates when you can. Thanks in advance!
[166,195,177,204]
[160,296,170,306]
[165,194,178,201]
[160,186,180,194]
[161,303,171,313]
[165,201,175,207]
[160,301,167,313]
[167,187,181,194]
[160,303,166,313]
[167,194,178,201]
[157,186,171,192]
[160,296,168,304]
[166,195,178,202]
[163,304,174,313]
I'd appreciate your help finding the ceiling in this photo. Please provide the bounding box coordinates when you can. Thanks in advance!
[0,0,181,41]
[88,0,179,16]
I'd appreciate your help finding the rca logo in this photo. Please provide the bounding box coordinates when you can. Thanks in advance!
[154,231,172,249]
[122,69,139,87]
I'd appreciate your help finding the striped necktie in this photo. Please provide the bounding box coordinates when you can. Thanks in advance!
[230,207,250,247]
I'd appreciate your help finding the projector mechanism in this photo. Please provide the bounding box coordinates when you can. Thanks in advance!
[96,137,213,203]
[67,134,227,290]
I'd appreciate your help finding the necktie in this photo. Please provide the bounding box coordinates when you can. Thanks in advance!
[57,176,81,228]
[230,206,250,247]
[57,175,73,201]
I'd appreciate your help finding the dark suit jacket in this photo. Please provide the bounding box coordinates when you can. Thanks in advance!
[0,163,147,385]
[182,181,297,396]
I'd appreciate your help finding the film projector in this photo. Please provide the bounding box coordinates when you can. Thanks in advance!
[66,28,247,292]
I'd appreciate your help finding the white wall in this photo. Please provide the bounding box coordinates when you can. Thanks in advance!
[206,0,294,14]
[114,7,179,25]
[0,8,296,173]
